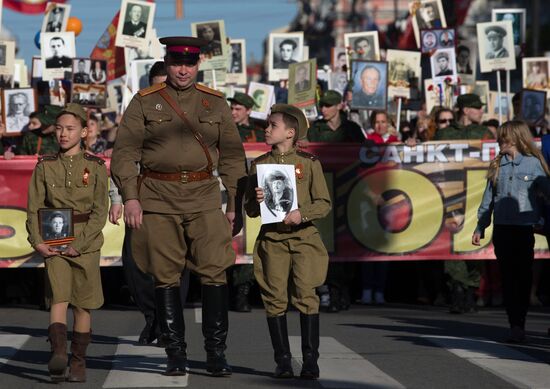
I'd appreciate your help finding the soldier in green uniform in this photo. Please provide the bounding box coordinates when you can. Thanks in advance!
[308,90,365,142]
[110,36,247,377]
[244,104,331,380]
[434,93,494,313]
[226,92,264,312]
[228,92,265,143]
[26,103,108,383]
[19,106,61,155]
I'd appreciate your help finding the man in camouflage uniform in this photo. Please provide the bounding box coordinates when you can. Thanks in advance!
[434,93,494,313]
[111,36,247,377]
[19,106,61,155]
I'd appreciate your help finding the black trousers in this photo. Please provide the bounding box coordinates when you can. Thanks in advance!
[492,225,534,329]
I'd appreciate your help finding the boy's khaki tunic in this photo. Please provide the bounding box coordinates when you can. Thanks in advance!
[244,148,331,316]
[110,82,247,287]
[26,152,108,309]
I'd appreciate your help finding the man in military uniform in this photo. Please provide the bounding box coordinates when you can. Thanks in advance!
[435,52,453,76]
[485,25,509,59]
[122,4,147,38]
[308,90,365,143]
[228,92,265,143]
[73,60,91,84]
[46,6,64,32]
[45,36,72,69]
[352,65,384,108]
[111,36,247,377]
[434,93,493,313]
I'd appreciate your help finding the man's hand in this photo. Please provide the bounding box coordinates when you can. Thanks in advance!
[284,209,302,225]
[225,211,235,231]
[62,246,80,257]
[35,243,58,258]
[124,199,143,229]
[255,187,264,203]
[471,232,482,246]
[109,203,123,225]
[3,146,15,160]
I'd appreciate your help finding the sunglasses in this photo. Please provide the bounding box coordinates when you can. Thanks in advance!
[438,118,453,124]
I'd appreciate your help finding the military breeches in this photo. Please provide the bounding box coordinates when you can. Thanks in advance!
[131,209,235,287]
[253,232,328,317]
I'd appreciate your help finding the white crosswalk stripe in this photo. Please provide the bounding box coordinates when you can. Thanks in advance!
[194,308,202,324]
[0,334,30,365]
[424,335,550,389]
[102,336,188,388]
[289,336,405,389]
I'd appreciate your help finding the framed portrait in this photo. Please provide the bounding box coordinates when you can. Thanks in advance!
[0,40,15,76]
[476,21,516,73]
[129,58,157,93]
[256,164,298,225]
[492,8,526,54]
[38,208,75,249]
[522,57,550,91]
[89,59,108,85]
[41,2,71,33]
[71,83,107,108]
[226,39,247,85]
[72,58,91,84]
[387,49,421,99]
[14,59,29,88]
[420,28,455,53]
[191,19,229,72]
[106,78,124,113]
[350,60,388,110]
[268,32,304,82]
[302,105,318,121]
[331,47,347,72]
[248,81,275,120]
[1,88,37,136]
[456,41,477,85]
[344,31,380,76]
[519,89,547,125]
[288,59,317,107]
[430,48,457,84]
[329,71,348,96]
[410,0,447,48]
[115,0,156,51]
[489,91,513,120]
[41,31,76,81]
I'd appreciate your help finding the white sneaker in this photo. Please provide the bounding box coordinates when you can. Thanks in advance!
[374,291,385,305]
[360,289,372,304]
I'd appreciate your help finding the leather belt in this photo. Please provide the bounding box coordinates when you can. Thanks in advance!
[142,169,213,184]
[73,212,91,223]
[263,221,313,233]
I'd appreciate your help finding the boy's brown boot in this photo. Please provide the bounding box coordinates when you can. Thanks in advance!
[68,331,91,382]
[47,323,68,382]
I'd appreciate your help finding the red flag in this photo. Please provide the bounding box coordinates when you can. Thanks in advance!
[90,12,126,81]
[3,0,66,14]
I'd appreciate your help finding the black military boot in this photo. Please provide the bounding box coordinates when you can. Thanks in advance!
[327,286,340,313]
[449,284,465,314]
[464,287,478,313]
[299,313,320,379]
[234,283,251,312]
[267,315,294,378]
[155,287,188,376]
[202,284,232,377]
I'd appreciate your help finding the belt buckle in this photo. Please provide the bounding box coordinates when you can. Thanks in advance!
[180,172,189,183]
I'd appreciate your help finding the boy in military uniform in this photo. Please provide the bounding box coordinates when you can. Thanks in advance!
[244,104,331,379]
[26,103,108,382]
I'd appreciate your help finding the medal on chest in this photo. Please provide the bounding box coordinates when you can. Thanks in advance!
[82,168,90,186]
[295,164,304,180]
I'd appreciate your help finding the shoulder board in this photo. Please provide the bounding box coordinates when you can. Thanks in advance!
[84,153,106,165]
[37,154,58,163]
[138,82,166,97]
[195,83,224,98]
[296,150,318,161]
[251,152,271,166]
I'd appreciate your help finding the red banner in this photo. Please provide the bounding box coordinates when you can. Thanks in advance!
[89,12,126,81]
[1,141,549,267]
[3,0,66,14]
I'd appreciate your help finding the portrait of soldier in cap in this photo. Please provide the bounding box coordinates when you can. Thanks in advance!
[485,25,509,59]
[262,170,294,216]
[435,52,453,76]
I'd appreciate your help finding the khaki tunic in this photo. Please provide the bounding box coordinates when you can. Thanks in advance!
[244,148,331,316]
[26,152,108,309]
[110,82,247,286]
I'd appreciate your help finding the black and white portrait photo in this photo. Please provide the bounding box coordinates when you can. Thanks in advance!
[492,8,526,49]
[332,47,347,72]
[522,58,549,90]
[456,41,477,85]
[191,19,228,71]
[2,88,36,135]
[71,83,107,108]
[130,58,157,93]
[115,0,156,51]
[288,59,317,106]
[329,71,348,96]
[520,89,547,125]
[89,60,107,84]
[38,208,74,246]
[41,3,71,33]
[249,81,275,120]
[420,28,455,53]
[410,0,447,48]
[268,32,304,82]
[344,31,380,73]
[226,39,247,85]
[0,40,15,76]
[430,48,457,83]
[72,58,91,84]
[477,21,516,73]
[350,60,388,110]
[256,164,298,224]
[41,32,75,80]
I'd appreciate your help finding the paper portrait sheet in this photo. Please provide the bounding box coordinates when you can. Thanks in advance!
[256,164,298,225]
[115,0,156,51]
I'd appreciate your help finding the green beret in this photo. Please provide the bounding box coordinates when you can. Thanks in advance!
[319,90,343,106]
[58,103,88,124]
[457,93,485,109]
[270,103,308,140]
[227,92,255,109]
[38,105,63,126]
[485,26,506,37]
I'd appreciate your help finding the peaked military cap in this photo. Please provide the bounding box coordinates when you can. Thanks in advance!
[457,93,485,109]
[228,92,256,109]
[159,36,208,65]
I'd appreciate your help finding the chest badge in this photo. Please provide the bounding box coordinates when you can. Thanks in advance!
[82,168,90,186]
[202,98,210,109]
[155,103,163,111]
[295,164,304,180]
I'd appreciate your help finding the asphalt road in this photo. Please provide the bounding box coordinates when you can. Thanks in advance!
[1,303,550,388]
